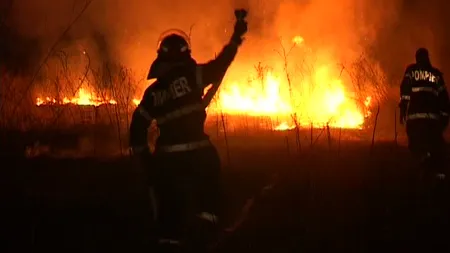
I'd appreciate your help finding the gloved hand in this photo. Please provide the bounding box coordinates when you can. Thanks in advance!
[231,9,248,45]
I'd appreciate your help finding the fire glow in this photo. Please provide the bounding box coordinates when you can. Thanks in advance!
[206,36,372,129]
[35,36,373,130]
[36,88,117,107]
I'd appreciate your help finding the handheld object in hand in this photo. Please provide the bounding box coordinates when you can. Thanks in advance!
[234,9,247,20]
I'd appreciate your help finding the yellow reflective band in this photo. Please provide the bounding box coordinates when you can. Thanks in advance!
[406,113,440,120]
[411,87,438,96]
[401,95,410,100]
[197,212,218,223]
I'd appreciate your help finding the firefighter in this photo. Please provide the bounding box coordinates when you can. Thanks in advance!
[399,47,449,181]
[129,10,248,252]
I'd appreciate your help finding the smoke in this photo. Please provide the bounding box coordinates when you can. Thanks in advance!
[3,0,448,84]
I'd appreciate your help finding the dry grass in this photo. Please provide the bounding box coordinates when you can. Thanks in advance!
[2,136,448,252]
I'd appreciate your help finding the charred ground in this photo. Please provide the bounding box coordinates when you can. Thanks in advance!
[2,131,449,253]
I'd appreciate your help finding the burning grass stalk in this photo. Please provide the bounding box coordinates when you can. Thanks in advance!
[311,126,326,149]
[205,84,231,167]
[370,104,381,155]
[326,123,331,152]
[104,64,123,156]
[37,47,140,155]
[47,49,92,128]
[8,0,93,121]
[277,39,302,153]
[102,65,140,155]
[212,88,231,167]
[220,111,231,167]
[215,113,220,138]
[338,127,342,157]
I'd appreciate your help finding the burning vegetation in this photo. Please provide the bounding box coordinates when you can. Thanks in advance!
[36,88,118,107]
[205,36,374,130]
[0,0,405,157]
[0,0,399,139]
[34,35,376,131]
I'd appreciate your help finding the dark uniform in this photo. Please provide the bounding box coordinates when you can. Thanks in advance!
[399,48,449,177]
[129,13,247,252]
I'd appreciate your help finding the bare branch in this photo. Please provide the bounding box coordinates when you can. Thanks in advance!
[9,0,93,117]
[188,23,195,41]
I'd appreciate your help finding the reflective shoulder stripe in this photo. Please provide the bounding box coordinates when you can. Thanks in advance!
[411,86,438,95]
[158,140,211,152]
[406,113,440,120]
[197,212,218,223]
[196,66,203,88]
[138,106,153,121]
[401,95,410,101]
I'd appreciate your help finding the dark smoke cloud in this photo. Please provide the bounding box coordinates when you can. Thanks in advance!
[2,0,449,84]
[370,0,450,80]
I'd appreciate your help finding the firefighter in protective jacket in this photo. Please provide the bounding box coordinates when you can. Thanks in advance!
[399,48,449,178]
[129,10,248,251]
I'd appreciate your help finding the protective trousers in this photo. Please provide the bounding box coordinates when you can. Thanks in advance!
[150,146,221,252]
[407,120,450,252]
[406,118,446,175]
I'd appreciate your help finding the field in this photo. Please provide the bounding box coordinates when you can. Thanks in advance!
[1,126,450,253]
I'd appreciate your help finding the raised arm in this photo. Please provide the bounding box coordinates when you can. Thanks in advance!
[196,43,239,88]
[196,9,248,89]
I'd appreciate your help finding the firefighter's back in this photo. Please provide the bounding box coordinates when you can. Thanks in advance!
[406,63,444,118]
[146,64,208,147]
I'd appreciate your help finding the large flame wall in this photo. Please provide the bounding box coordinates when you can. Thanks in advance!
[35,35,376,130]
[27,0,398,131]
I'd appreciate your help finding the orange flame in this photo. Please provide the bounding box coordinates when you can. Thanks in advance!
[274,122,295,131]
[35,35,372,130]
[292,35,304,45]
[207,66,371,129]
[36,88,118,107]
[204,35,372,129]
